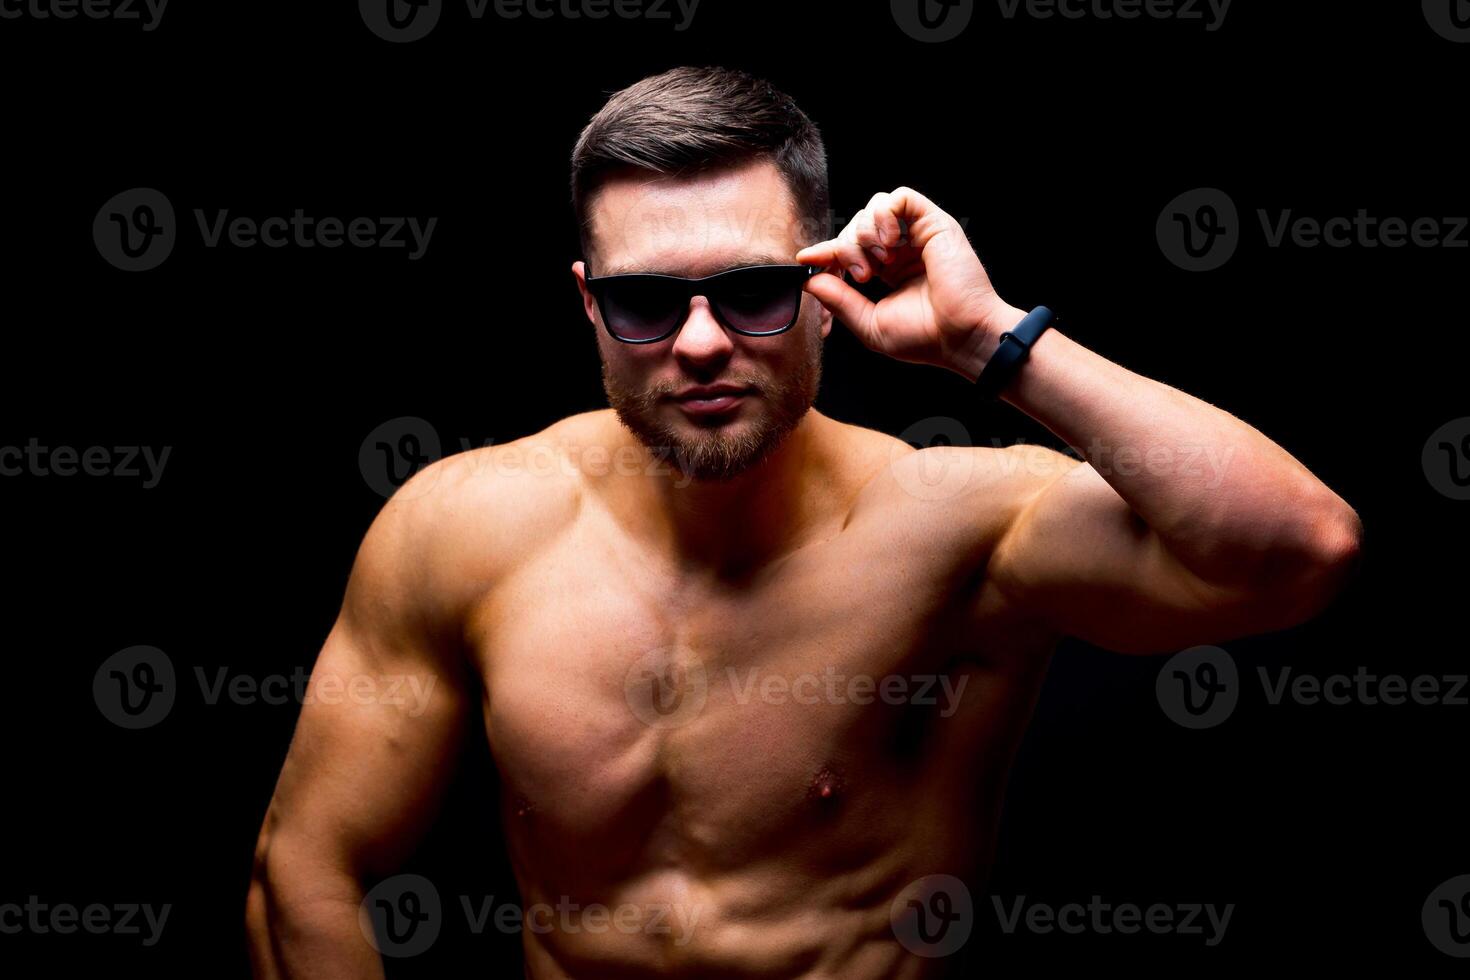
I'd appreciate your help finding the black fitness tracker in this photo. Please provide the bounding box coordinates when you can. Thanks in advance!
[974,306,1055,399]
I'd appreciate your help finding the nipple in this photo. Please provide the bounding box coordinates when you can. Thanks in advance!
[807,764,846,803]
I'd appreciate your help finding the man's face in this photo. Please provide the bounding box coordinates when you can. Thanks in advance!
[572,157,832,482]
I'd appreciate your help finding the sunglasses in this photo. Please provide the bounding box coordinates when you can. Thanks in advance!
[584,262,819,344]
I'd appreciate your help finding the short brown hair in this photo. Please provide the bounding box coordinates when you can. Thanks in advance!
[571,65,830,272]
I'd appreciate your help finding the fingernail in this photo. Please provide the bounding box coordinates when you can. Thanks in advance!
[871,246,889,261]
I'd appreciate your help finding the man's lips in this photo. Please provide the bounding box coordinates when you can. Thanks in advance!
[673,385,753,401]
[671,386,753,415]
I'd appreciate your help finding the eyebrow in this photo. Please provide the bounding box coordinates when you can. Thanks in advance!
[595,253,792,278]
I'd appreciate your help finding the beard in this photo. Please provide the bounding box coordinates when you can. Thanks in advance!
[601,322,824,483]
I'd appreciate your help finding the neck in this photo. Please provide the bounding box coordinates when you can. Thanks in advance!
[607,409,842,582]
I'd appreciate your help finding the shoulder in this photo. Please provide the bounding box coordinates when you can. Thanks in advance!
[843,432,1082,561]
[848,430,1079,512]
[350,411,608,623]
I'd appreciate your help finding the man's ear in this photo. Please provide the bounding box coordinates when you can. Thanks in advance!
[816,292,833,340]
[571,260,598,327]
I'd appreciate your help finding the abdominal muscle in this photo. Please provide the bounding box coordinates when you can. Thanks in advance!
[516,864,897,978]
[508,781,984,980]
[486,645,1039,980]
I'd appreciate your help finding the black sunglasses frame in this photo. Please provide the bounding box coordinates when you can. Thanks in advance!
[584,263,820,345]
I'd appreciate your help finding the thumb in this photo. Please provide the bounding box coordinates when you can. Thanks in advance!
[804,271,879,346]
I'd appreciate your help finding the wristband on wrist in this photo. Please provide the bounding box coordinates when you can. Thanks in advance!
[973,306,1055,399]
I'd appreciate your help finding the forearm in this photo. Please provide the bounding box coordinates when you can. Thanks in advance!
[246,860,384,979]
[982,306,1361,589]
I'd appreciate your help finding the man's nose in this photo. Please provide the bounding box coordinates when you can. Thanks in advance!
[670,296,735,363]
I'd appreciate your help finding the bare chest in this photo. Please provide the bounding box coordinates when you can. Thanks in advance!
[469,512,1044,882]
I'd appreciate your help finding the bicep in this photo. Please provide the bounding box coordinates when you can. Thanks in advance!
[263,619,470,878]
[985,450,1261,655]
[258,488,473,882]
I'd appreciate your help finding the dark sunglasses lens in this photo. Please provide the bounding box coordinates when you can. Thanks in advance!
[713,267,804,334]
[602,278,687,341]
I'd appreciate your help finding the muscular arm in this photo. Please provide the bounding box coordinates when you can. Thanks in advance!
[245,462,475,977]
[980,323,1364,655]
[797,185,1362,656]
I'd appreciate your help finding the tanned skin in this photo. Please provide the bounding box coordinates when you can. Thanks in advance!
[246,158,1362,978]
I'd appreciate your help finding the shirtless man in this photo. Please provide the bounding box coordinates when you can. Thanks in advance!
[245,66,1363,977]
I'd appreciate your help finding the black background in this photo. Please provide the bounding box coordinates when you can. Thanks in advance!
[1,0,1465,975]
